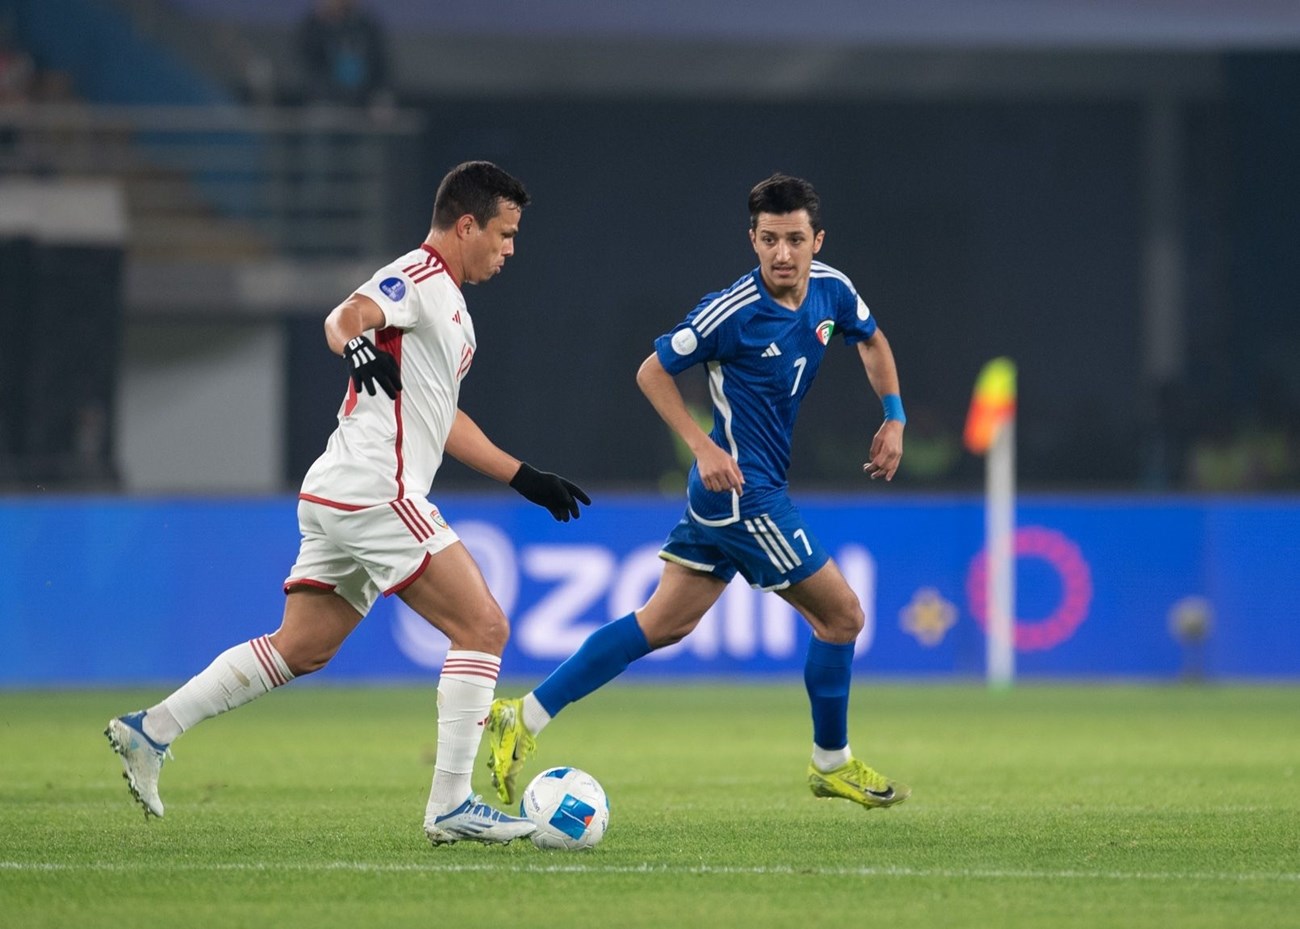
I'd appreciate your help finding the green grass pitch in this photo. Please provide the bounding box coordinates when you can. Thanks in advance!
[2,682,1298,929]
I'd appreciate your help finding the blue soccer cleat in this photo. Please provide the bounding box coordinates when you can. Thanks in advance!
[424,794,538,846]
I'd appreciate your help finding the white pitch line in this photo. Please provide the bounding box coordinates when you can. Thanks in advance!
[1,861,1297,883]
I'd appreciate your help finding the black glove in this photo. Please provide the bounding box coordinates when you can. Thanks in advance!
[510,462,591,522]
[344,335,401,400]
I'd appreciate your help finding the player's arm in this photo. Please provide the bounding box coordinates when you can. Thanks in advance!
[445,409,520,482]
[446,410,591,522]
[324,293,387,354]
[636,353,744,495]
[325,293,401,399]
[856,330,905,482]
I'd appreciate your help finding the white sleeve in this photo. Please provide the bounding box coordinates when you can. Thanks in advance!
[356,269,421,330]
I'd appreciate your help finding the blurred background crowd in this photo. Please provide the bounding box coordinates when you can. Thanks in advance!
[1,0,1297,496]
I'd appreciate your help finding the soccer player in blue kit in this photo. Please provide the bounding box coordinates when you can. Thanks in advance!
[489,173,910,811]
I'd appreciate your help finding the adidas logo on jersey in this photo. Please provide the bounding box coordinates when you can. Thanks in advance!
[761,343,782,358]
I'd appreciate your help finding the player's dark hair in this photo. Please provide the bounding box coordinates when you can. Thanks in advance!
[431,161,531,230]
[748,173,822,233]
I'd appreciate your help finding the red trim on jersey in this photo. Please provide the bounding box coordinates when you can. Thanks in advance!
[456,343,474,380]
[403,248,446,284]
[343,377,358,417]
[420,244,461,288]
[384,552,431,595]
[250,635,288,687]
[298,493,369,511]
[374,326,405,498]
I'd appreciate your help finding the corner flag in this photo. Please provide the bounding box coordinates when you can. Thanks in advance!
[966,358,1017,689]
[964,357,1017,455]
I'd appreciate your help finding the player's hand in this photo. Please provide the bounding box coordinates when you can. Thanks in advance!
[344,335,401,400]
[863,419,904,481]
[510,462,592,522]
[696,442,744,495]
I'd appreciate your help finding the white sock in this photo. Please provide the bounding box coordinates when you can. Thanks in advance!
[145,635,294,744]
[425,650,500,820]
[812,743,852,772]
[522,692,552,735]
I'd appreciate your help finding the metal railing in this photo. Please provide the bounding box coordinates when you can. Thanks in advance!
[0,103,424,259]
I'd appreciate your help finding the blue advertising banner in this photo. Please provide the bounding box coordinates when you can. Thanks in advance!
[1,494,1297,685]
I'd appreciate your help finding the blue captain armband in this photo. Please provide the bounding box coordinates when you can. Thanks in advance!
[881,394,907,424]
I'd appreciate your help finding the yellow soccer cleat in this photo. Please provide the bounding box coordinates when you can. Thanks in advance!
[808,758,911,810]
[485,697,537,806]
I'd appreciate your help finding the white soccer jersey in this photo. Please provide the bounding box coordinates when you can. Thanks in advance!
[299,244,475,507]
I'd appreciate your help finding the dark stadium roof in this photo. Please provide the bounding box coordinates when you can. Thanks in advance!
[173,0,1300,48]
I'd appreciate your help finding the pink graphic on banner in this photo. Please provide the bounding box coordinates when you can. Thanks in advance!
[966,526,1093,651]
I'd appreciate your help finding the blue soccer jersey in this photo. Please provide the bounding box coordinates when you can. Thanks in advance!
[654,260,878,525]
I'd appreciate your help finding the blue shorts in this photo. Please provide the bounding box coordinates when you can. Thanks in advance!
[659,497,829,591]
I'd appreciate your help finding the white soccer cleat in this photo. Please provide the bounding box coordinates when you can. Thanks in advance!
[424,794,538,846]
[104,712,171,819]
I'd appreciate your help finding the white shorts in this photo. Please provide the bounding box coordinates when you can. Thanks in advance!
[284,496,461,615]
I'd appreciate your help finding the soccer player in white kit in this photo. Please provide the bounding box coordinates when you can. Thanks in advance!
[105,161,590,846]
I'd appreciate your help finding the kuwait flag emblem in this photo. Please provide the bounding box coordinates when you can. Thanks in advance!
[815,320,835,345]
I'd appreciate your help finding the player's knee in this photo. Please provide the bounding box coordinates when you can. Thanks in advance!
[478,612,510,653]
[646,627,685,649]
[641,612,702,649]
[290,654,330,676]
[847,598,865,635]
[822,597,864,645]
[456,603,509,654]
[272,638,336,676]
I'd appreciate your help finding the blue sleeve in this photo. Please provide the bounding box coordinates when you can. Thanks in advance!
[837,276,878,345]
[653,288,742,375]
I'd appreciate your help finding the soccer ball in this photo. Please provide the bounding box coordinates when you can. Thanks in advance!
[520,766,609,850]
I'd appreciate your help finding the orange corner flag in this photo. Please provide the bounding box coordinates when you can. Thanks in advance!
[964,357,1017,454]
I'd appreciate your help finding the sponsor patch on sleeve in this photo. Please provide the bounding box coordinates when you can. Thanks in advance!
[671,328,699,355]
[379,277,407,301]
[856,295,871,321]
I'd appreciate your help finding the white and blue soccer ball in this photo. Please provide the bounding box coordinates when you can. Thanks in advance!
[520,766,609,850]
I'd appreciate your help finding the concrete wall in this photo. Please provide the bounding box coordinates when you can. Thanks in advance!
[118,321,285,493]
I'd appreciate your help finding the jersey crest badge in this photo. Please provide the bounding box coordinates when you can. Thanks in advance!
[379,277,407,301]
[816,320,835,345]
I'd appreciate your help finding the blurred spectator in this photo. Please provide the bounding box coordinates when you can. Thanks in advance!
[297,0,391,108]
[1188,422,1296,491]
[0,30,35,104]
[0,29,33,160]
[30,69,77,105]
[897,402,961,483]
[291,0,394,254]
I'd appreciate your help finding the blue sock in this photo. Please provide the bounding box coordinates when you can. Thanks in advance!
[533,613,651,717]
[804,637,854,750]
